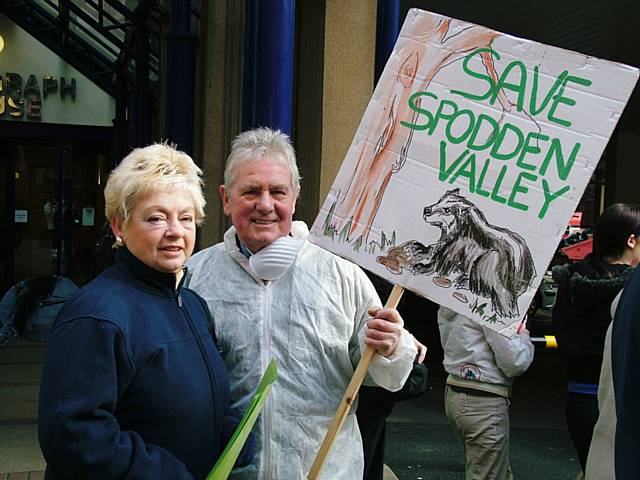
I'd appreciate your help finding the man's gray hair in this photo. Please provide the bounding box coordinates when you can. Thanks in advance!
[224,127,301,190]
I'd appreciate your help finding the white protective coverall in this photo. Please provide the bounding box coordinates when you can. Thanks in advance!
[186,222,416,479]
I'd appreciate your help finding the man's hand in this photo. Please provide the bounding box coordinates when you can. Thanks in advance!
[516,318,530,336]
[364,307,404,357]
[414,337,427,363]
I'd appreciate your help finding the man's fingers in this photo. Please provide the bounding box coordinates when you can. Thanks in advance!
[366,318,403,333]
[363,336,397,356]
[417,345,427,363]
[365,325,399,340]
[367,306,381,318]
[365,308,404,357]
[413,338,427,363]
[365,324,402,357]
[367,307,404,326]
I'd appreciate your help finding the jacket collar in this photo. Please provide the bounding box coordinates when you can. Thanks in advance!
[115,248,184,296]
[223,226,263,285]
[553,258,633,291]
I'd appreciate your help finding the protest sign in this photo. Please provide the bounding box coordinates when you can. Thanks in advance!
[309,8,639,334]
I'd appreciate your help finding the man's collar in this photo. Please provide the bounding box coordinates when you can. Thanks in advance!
[235,235,253,259]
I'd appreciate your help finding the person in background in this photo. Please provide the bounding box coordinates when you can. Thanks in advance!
[611,263,640,479]
[584,290,622,480]
[552,203,640,475]
[356,281,432,480]
[186,127,417,479]
[38,143,253,479]
[439,306,534,480]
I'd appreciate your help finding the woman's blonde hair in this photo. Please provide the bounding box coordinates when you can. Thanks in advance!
[104,142,205,226]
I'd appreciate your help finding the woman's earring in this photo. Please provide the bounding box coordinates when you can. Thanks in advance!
[116,236,124,246]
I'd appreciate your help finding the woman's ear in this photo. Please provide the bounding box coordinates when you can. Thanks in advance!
[626,233,638,250]
[110,218,124,239]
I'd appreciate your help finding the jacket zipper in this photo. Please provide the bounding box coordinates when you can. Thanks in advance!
[39,299,67,307]
[177,290,221,450]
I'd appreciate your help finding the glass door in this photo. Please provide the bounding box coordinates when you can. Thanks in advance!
[0,147,13,293]
[1,140,110,296]
[11,144,67,284]
[67,143,110,286]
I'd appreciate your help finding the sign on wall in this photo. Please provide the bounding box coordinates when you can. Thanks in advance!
[309,8,639,334]
[0,13,115,126]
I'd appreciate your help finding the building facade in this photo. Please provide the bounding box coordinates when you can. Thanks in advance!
[2,0,638,295]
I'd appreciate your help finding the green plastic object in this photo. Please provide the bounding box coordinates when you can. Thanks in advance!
[206,358,278,480]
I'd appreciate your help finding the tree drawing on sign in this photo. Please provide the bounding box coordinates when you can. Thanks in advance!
[327,15,519,249]
[376,189,536,319]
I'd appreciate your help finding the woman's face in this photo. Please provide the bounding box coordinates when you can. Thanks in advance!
[111,190,196,276]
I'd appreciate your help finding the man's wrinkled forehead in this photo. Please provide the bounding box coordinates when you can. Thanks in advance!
[229,155,296,189]
[235,176,292,192]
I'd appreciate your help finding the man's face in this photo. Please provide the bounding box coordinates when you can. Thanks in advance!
[220,157,298,253]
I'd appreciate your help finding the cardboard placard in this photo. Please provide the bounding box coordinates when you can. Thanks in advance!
[309,8,639,334]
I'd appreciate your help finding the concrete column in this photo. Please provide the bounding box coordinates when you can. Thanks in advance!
[320,0,377,209]
[197,1,244,247]
[293,0,377,226]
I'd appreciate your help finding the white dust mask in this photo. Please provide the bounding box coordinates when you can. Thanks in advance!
[249,235,304,281]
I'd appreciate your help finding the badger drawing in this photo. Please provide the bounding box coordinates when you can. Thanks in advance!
[412,188,536,318]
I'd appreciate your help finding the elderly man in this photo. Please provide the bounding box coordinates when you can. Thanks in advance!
[186,127,416,479]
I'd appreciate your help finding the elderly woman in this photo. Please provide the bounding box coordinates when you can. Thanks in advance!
[38,144,253,479]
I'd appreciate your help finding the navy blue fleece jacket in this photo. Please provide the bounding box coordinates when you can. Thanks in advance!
[612,265,640,480]
[38,248,254,479]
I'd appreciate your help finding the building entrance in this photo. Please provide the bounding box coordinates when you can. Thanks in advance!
[1,137,111,295]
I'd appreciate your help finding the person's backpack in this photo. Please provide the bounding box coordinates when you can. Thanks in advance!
[0,275,79,347]
[388,360,430,402]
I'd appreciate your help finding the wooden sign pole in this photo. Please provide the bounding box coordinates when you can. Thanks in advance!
[307,284,405,479]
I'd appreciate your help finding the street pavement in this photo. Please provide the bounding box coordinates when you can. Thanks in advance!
[382,311,582,479]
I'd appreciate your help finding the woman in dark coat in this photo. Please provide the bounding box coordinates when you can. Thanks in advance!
[552,203,640,474]
[38,143,253,479]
